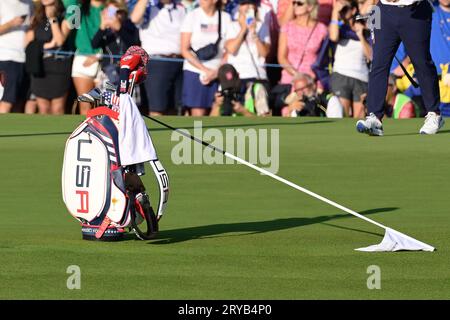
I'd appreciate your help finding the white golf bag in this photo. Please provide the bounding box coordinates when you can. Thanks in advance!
[62,91,169,241]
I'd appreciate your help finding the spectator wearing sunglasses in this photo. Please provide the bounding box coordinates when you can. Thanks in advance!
[278,0,335,26]
[277,0,328,86]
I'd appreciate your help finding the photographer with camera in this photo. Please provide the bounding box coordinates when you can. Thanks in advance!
[329,0,372,119]
[210,91,255,116]
[210,63,257,116]
[281,72,331,117]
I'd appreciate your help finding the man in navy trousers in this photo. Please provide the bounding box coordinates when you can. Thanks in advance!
[357,0,445,135]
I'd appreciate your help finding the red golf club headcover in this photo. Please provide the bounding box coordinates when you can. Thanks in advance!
[120,54,142,71]
[118,46,150,93]
[123,46,149,81]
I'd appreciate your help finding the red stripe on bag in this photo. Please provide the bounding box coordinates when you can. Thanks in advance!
[95,216,112,239]
[87,107,119,120]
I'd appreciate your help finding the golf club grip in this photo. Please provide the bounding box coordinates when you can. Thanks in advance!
[128,72,137,96]
[394,56,419,88]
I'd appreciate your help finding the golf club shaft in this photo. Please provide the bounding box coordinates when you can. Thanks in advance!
[144,114,225,154]
[393,56,419,88]
[354,14,418,88]
[142,114,388,231]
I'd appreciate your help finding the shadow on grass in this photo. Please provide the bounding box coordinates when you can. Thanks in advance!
[0,120,334,139]
[147,119,335,133]
[148,207,396,244]
[384,129,450,137]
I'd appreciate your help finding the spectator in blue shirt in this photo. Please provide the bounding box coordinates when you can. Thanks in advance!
[430,0,450,76]
[431,0,450,116]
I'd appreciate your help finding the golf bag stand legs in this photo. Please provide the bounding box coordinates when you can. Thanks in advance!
[124,159,169,240]
[149,159,170,221]
[124,166,159,240]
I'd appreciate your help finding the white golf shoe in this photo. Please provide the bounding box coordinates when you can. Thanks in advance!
[356,113,384,136]
[419,112,445,135]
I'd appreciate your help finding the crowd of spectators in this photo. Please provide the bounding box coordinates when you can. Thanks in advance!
[0,0,449,118]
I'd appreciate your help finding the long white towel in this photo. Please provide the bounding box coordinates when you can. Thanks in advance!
[118,93,157,166]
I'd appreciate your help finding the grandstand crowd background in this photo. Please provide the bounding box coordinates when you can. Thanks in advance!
[0,0,449,118]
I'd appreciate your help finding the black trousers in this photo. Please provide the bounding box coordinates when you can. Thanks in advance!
[368,1,440,118]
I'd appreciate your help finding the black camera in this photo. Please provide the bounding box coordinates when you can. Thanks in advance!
[301,94,319,105]
[220,88,242,116]
[292,94,326,117]
[293,95,318,116]
[219,88,240,101]
[217,64,242,116]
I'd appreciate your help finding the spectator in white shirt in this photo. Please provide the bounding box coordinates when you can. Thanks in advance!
[0,0,33,113]
[180,0,232,116]
[329,0,372,118]
[225,0,270,83]
[181,0,198,12]
[224,0,270,114]
[131,0,186,115]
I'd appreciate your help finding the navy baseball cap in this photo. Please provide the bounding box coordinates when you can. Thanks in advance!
[239,0,258,5]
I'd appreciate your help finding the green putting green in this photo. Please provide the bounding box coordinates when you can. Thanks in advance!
[0,114,449,299]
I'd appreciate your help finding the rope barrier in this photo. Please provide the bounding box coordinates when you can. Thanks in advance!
[0,47,287,68]
[45,49,285,68]
[0,47,285,68]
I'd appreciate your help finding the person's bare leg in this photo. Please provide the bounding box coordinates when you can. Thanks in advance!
[150,111,163,116]
[73,77,95,115]
[190,108,207,116]
[24,99,37,114]
[352,101,366,119]
[0,101,13,113]
[36,97,51,114]
[50,94,67,115]
[338,97,352,117]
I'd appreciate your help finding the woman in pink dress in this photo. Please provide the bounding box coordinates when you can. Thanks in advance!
[277,0,328,86]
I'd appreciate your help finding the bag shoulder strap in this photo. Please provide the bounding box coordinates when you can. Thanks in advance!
[215,10,222,45]
[190,10,222,54]
[295,22,318,70]
[244,38,262,80]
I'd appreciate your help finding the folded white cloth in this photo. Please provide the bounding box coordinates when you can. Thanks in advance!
[326,96,344,118]
[355,228,435,252]
[118,93,157,166]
